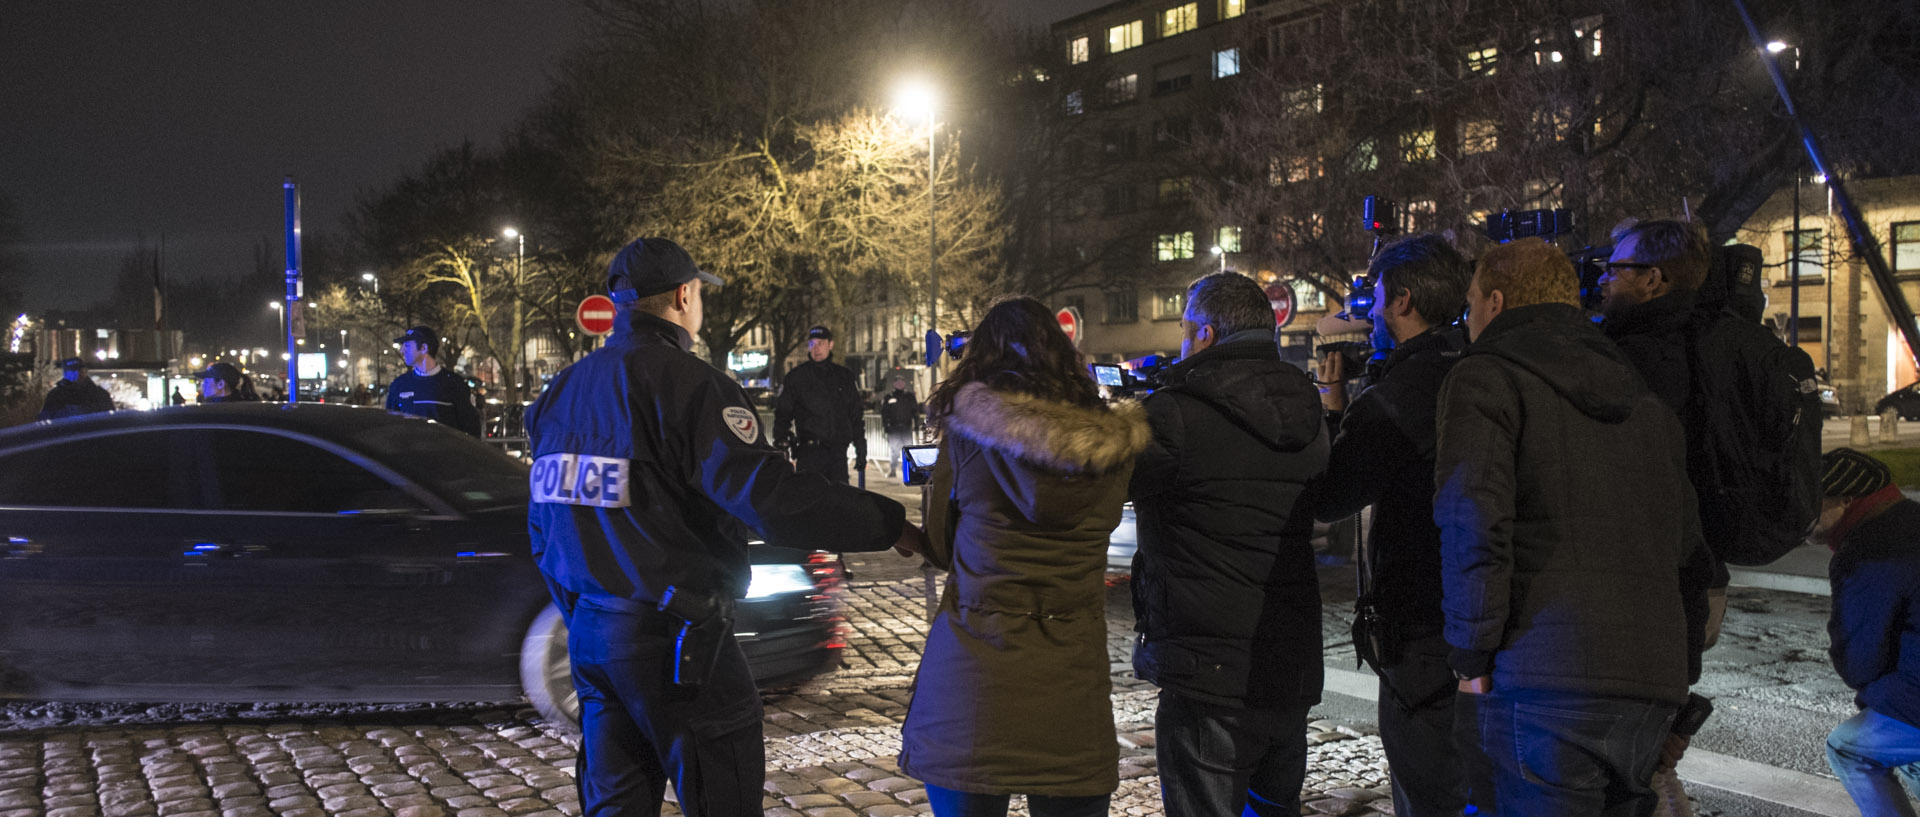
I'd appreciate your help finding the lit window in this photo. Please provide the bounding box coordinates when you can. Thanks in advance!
[1291,280,1327,312]
[1069,36,1090,64]
[1574,15,1604,58]
[1156,231,1196,261]
[1461,119,1498,154]
[1350,139,1379,173]
[1213,47,1241,78]
[1163,3,1198,37]
[1402,200,1436,233]
[1282,84,1323,116]
[1064,90,1084,115]
[1280,155,1323,183]
[1789,229,1824,267]
[1533,106,1574,141]
[1153,288,1186,319]
[1894,223,1920,273]
[1217,226,1243,253]
[1109,20,1144,53]
[1106,73,1139,104]
[1400,128,1436,162]
[1220,0,1244,20]
[1466,45,1498,75]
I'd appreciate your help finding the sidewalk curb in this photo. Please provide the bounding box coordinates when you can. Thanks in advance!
[1320,666,1854,817]
[1728,567,1830,597]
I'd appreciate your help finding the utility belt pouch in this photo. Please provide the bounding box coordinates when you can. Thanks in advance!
[659,586,735,687]
[1350,599,1400,672]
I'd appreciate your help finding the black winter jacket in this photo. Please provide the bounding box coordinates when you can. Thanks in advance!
[38,377,115,420]
[1829,493,1920,729]
[1435,303,1704,705]
[1129,332,1330,708]
[386,367,481,436]
[1313,325,1463,627]
[774,359,864,449]
[1602,291,1730,591]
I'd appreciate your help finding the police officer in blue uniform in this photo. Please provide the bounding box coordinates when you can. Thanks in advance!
[773,325,867,483]
[385,326,482,436]
[525,236,924,817]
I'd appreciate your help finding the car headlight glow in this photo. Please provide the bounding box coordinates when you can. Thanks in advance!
[746,564,814,599]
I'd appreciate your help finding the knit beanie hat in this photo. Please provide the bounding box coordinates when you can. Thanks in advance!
[1821,448,1894,497]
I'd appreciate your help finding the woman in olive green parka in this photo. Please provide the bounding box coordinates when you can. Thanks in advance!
[898,296,1150,817]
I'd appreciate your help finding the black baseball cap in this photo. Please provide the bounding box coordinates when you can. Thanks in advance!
[59,357,86,371]
[194,362,242,385]
[607,237,723,303]
[807,325,833,340]
[393,326,436,346]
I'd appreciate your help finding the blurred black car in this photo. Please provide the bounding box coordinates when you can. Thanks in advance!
[1878,383,1920,420]
[0,404,843,728]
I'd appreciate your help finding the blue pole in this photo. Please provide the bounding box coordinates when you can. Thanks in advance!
[284,177,302,404]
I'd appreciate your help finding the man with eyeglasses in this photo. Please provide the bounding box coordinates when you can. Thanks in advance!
[1598,220,1723,810]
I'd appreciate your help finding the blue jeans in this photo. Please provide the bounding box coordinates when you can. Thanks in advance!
[1828,708,1920,817]
[924,785,1108,817]
[1154,690,1310,817]
[1460,688,1676,817]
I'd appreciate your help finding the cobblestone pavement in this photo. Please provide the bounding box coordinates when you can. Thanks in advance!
[0,570,1398,817]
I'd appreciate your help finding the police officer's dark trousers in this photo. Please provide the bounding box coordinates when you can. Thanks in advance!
[793,441,850,484]
[1375,629,1469,817]
[568,596,764,817]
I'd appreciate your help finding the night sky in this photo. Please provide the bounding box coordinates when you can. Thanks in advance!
[1,0,1108,312]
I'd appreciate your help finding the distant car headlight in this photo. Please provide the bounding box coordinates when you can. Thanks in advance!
[746,564,814,599]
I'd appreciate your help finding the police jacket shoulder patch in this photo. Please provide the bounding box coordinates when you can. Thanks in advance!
[723,406,760,444]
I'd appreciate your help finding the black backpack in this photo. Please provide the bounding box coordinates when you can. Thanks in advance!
[1687,245,1822,566]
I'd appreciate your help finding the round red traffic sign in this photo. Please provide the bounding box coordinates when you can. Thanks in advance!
[1056,306,1081,345]
[1265,282,1297,329]
[576,295,617,336]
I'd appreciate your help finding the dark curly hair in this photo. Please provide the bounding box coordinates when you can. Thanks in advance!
[925,296,1100,430]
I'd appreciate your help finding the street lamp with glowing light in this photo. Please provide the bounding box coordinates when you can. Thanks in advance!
[892,77,940,361]
[1210,245,1227,274]
[361,271,379,295]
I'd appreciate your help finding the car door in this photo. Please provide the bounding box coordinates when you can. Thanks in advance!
[0,428,210,692]
[171,426,528,694]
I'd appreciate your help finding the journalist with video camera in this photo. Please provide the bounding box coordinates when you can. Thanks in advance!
[1437,238,1706,816]
[1127,272,1328,816]
[1310,234,1473,817]
[525,237,922,817]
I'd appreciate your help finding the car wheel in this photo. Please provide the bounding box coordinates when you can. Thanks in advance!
[518,605,581,731]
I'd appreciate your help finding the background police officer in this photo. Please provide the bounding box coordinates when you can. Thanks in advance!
[525,236,924,817]
[194,361,255,403]
[37,357,115,420]
[773,325,866,483]
[385,325,482,436]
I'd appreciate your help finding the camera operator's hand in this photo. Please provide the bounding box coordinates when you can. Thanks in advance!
[1317,353,1349,412]
[893,523,927,558]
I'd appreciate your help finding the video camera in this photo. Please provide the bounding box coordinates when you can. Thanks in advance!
[923,329,972,367]
[1483,208,1609,312]
[1091,354,1171,399]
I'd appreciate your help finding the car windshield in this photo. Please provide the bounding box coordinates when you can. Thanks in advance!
[347,422,529,512]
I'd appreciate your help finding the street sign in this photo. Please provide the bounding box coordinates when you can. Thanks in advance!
[1265,282,1298,329]
[1056,306,1082,345]
[576,295,616,336]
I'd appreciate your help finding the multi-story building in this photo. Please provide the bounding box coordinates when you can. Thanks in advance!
[1044,0,1334,365]
[1737,174,1920,412]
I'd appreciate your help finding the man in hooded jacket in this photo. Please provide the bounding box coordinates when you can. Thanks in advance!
[1130,271,1329,816]
[1436,238,1705,816]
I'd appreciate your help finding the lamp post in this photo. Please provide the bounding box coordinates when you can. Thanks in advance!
[362,271,379,295]
[503,227,526,399]
[1211,245,1227,274]
[894,79,939,367]
[268,301,284,345]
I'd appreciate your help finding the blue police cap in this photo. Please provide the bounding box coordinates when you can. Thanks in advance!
[607,237,723,303]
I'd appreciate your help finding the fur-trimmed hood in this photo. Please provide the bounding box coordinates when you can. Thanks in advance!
[943,382,1149,474]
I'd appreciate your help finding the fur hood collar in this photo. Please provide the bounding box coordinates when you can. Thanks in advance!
[943,382,1149,474]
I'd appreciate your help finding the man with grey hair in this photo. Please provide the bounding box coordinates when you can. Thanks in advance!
[1130,271,1329,816]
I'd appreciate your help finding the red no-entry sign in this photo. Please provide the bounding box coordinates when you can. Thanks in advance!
[576,295,617,336]
[1265,282,1297,329]
[1057,306,1082,345]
